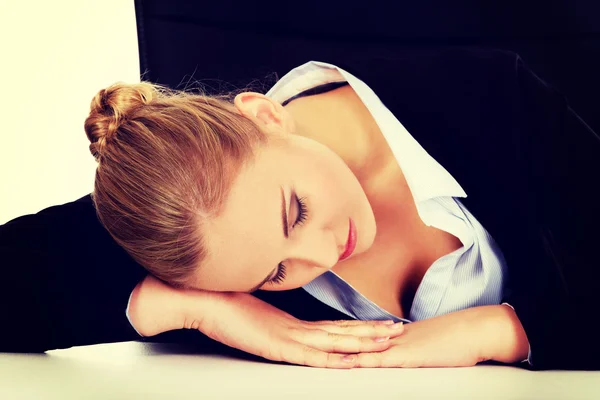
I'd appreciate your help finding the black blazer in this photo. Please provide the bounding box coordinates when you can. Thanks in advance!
[1,48,598,370]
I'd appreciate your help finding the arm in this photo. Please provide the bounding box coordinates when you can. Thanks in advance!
[128,274,408,368]
[501,303,531,365]
[348,304,528,368]
[0,195,146,352]
[0,194,404,367]
[126,275,199,337]
[483,304,530,365]
[501,56,600,370]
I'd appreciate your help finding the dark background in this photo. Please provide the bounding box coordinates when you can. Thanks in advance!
[134,0,600,132]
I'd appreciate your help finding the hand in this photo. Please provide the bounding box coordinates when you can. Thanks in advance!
[351,305,529,368]
[128,275,407,369]
[187,291,407,369]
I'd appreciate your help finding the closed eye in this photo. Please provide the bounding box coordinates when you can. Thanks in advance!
[267,194,309,286]
[293,195,308,227]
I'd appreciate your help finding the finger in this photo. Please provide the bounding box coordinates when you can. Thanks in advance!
[310,321,405,338]
[291,328,395,354]
[354,350,402,368]
[308,319,395,327]
[279,343,358,369]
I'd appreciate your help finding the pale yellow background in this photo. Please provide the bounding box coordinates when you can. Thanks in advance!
[0,0,140,224]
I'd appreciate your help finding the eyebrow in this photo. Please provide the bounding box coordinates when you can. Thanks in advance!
[281,185,289,238]
[246,186,289,293]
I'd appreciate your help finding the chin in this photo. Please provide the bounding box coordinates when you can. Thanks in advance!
[358,234,376,256]
[351,222,375,259]
[360,207,377,252]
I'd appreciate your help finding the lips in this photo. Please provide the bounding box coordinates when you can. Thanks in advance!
[338,218,357,261]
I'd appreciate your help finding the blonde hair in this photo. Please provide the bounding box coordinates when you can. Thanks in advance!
[84,81,269,286]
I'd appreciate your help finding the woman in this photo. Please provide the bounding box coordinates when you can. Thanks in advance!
[2,51,598,370]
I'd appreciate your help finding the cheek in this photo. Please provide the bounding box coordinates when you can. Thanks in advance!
[306,152,376,253]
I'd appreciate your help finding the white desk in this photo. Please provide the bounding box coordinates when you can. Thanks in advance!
[1,341,598,400]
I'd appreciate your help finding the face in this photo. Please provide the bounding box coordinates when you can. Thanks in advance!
[189,92,377,293]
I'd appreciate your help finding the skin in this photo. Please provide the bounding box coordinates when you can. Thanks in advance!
[189,84,458,317]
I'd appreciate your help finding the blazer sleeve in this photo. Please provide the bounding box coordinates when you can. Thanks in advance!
[501,56,600,370]
[0,195,147,352]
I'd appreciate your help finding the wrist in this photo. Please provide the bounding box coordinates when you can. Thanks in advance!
[128,275,190,336]
[177,288,235,332]
[479,305,530,363]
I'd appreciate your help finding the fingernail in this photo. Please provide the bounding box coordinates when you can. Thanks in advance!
[381,320,395,325]
[374,336,390,342]
[342,355,356,363]
[389,322,404,329]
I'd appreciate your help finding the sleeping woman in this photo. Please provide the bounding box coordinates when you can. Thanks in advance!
[1,53,598,370]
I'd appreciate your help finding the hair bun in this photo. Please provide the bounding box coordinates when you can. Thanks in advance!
[84,82,156,160]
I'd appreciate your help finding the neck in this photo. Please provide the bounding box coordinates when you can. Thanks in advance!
[287,87,429,263]
[285,85,392,187]
[285,84,420,237]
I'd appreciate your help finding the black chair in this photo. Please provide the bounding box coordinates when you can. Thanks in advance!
[134,0,600,132]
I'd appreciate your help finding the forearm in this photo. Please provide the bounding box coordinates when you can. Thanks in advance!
[127,275,226,337]
[477,305,530,364]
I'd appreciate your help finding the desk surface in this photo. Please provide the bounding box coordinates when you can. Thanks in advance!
[1,341,599,400]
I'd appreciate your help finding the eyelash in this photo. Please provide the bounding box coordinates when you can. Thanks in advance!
[270,263,287,285]
[269,196,308,285]
[294,196,308,228]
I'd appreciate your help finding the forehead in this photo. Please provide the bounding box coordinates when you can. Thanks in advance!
[199,145,286,286]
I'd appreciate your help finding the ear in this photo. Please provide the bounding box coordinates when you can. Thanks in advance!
[234,92,290,130]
